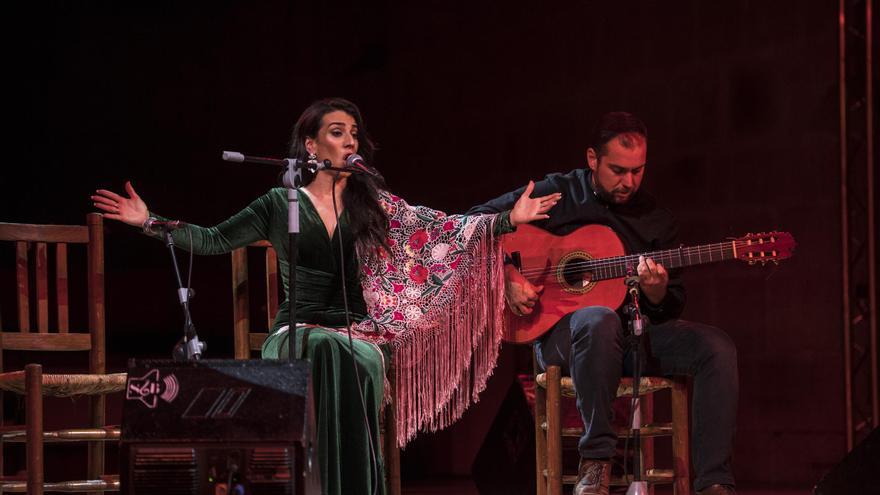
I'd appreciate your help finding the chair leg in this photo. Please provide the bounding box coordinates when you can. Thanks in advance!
[546,366,562,495]
[385,407,401,495]
[385,371,401,495]
[641,392,655,495]
[535,373,547,495]
[87,394,105,495]
[1,389,5,481]
[25,364,43,495]
[671,377,691,495]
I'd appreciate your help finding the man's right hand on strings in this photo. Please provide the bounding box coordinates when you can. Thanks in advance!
[504,264,543,316]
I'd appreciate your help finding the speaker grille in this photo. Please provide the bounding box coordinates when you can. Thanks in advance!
[132,447,198,495]
[249,447,293,495]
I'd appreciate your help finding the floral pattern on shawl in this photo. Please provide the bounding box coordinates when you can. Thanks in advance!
[352,191,506,447]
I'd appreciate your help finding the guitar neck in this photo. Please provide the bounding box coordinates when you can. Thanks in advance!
[587,241,737,281]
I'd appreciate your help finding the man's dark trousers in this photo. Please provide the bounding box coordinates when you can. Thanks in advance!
[534,306,738,491]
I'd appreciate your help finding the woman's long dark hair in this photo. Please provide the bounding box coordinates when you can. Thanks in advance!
[288,97,389,257]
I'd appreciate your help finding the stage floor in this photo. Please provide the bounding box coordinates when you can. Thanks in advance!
[401,477,813,495]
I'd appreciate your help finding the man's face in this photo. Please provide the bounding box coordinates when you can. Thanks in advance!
[587,134,647,204]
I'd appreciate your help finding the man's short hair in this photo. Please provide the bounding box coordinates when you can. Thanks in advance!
[592,112,648,157]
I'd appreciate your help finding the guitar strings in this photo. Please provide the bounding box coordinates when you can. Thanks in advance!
[517,246,740,278]
[515,240,774,278]
[517,243,737,277]
[518,248,779,279]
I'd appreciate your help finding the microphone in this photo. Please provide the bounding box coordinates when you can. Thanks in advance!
[624,269,640,299]
[223,150,376,176]
[143,217,187,235]
[222,151,289,167]
[344,154,379,176]
[222,151,329,172]
[627,280,640,299]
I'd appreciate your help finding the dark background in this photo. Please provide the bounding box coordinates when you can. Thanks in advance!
[0,0,864,490]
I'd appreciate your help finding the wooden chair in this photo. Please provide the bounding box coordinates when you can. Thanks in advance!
[0,213,127,494]
[231,241,402,495]
[534,364,691,495]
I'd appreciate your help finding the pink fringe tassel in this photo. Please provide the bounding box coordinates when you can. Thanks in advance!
[383,221,506,448]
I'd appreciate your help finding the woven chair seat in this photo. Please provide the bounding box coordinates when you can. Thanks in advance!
[0,371,127,397]
[534,374,674,398]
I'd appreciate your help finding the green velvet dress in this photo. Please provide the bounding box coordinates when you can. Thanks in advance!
[158,187,386,495]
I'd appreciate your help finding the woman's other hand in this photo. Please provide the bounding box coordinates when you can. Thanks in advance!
[509,181,561,226]
[91,181,149,227]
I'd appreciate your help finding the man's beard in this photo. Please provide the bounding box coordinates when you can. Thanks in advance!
[593,179,632,205]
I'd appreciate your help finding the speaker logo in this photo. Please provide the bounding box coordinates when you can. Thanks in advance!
[126,369,180,408]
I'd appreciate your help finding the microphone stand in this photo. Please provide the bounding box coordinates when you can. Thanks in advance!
[282,160,303,363]
[221,151,363,362]
[624,271,648,495]
[164,228,206,361]
[279,158,331,363]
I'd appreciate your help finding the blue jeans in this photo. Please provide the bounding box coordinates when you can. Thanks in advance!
[534,306,738,490]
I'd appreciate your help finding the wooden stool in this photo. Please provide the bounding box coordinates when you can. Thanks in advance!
[534,366,691,495]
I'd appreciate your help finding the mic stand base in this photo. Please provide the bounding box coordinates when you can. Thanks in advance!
[172,334,206,361]
[626,481,649,495]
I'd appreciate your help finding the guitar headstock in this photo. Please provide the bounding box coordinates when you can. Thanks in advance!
[732,231,796,265]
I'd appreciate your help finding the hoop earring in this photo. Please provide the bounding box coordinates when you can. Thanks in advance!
[308,152,317,161]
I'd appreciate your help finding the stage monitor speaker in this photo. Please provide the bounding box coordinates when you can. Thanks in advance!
[121,359,320,495]
[813,426,880,494]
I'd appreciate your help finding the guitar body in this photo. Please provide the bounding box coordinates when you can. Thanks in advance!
[503,224,629,343]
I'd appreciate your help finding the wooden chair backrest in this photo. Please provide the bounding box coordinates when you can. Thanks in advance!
[232,240,403,495]
[231,240,278,359]
[0,213,115,491]
[0,213,105,374]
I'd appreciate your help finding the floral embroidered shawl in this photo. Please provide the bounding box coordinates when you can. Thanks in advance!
[350,191,507,448]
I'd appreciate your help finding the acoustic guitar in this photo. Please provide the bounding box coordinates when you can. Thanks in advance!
[501,224,796,343]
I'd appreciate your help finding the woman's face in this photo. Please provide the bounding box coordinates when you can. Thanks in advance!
[305,110,359,170]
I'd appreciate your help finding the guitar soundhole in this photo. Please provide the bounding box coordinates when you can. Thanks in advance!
[557,251,596,294]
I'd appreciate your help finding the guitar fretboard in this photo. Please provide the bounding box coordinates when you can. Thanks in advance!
[582,241,737,281]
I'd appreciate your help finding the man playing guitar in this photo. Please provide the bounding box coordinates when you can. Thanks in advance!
[469,112,738,495]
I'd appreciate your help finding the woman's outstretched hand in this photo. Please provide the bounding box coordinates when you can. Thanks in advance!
[91,181,149,227]
[509,181,562,226]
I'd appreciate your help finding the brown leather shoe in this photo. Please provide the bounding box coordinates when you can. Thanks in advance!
[697,484,736,495]
[572,458,610,495]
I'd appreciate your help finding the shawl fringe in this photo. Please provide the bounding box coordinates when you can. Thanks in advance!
[385,224,505,447]
[351,199,507,448]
